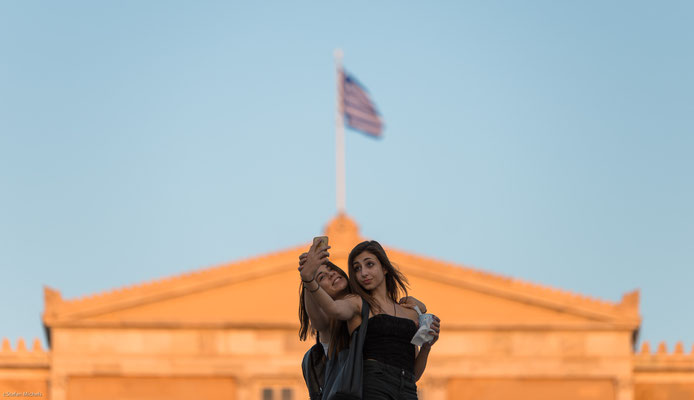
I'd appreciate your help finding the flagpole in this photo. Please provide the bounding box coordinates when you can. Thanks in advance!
[334,48,346,215]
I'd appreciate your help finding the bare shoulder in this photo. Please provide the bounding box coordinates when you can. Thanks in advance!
[396,304,419,323]
[343,294,362,310]
[344,295,364,333]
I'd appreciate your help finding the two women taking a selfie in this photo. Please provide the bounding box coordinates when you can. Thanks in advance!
[298,238,440,400]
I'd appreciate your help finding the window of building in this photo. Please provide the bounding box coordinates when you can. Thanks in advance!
[260,387,293,400]
[262,388,273,400]
[281,388,292,400]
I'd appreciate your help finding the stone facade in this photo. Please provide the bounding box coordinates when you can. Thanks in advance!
[1,214,692,399]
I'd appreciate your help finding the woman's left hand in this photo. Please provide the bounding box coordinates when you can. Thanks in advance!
[422,316,440,350]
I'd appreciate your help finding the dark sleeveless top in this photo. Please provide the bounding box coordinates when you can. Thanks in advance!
[357,314,418,373]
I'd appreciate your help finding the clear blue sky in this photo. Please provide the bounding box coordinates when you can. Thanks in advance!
[1,1,692,350]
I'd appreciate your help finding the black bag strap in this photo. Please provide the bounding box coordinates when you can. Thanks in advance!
[348,298,370,396]
[324,297,371,400]
[359,298,370,336]
[347,297,371,350]
[351,298,370,358]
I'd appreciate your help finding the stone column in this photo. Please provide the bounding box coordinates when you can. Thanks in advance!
[235,375,253,400]
[49,373,67,400]
[616,376,634,400]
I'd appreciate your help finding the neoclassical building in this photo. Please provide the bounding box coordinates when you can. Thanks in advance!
[1,214,692,399]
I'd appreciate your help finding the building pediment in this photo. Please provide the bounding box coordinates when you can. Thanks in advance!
[386,247,640,330]
[42,244,309,327]
[42,214,640,332]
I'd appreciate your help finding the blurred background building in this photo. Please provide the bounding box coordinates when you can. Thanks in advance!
[1,214,692,400]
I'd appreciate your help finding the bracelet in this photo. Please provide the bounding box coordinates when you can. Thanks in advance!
[308,283,321,293]
[301,277,315,284]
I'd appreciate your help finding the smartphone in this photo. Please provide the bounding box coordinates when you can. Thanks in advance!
[313,236,329,248]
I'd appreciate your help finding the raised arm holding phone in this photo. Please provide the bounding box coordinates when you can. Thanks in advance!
[298,237,440,399]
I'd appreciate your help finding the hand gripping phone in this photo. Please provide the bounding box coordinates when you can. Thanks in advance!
[313,236,328,248]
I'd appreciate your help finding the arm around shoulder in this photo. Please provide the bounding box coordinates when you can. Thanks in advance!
[324,294,361,321]
[399,296,427,313]
[305,279,360,321]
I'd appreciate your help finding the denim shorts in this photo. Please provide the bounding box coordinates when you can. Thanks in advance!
[363,359,418,400]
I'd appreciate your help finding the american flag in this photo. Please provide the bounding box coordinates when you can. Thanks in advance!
[340,70,383,138]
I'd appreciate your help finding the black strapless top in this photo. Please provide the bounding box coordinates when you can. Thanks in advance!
[356,314,418,373]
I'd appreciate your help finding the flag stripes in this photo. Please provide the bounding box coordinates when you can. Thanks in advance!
[341,70,383,137]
